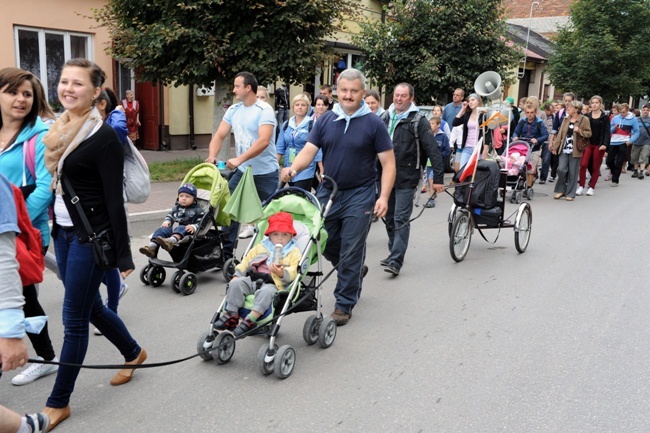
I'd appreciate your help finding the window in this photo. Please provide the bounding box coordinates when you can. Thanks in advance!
[15,27,93,111]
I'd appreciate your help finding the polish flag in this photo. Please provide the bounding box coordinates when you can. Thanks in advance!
[458,138,483,182]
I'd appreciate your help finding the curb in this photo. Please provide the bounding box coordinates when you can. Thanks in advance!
[128,210,169,223]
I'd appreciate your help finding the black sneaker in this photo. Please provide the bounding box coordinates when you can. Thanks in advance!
[379,258,390,267]
[639,171,645,180]
[25,413,50,433]
[632,170,639,178]
[424,198,436,208]
[233,318,257,337]
[384,265,400,276]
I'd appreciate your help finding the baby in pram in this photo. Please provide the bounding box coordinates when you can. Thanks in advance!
[506,151,527,176]
[214,212,301,337]
[139,183,205,257]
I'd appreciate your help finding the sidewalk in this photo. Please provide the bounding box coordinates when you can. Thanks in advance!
[129,149,212,222]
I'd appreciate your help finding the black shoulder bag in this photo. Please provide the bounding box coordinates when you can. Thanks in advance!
[62,176,117,271]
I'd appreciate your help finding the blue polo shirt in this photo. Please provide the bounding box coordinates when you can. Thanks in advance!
[306,110,393,190]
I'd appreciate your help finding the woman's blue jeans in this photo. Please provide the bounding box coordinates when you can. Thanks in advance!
[47,227,141,408]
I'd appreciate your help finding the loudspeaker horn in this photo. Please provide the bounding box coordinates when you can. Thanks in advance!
[474,71,502,101]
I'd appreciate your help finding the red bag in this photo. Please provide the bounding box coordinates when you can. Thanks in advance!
[11,184,44,286]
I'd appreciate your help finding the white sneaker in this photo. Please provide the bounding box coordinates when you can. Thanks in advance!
[119,280,129,299]
[238,225,255,239]
[576,186,584,196]
[93,327,103,336]
[11,357,58,385]
[586,187,594,196]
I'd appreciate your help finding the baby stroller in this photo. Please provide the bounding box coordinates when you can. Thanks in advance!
[139,163,231,295]
[197,179,338,379]
[502,140,534,203]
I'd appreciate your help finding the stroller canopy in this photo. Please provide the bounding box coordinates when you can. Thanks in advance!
[181,163,231,226]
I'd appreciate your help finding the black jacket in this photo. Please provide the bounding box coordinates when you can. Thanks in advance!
[164,201,204,226]
[381,111,444,188]
[55,124,133,272]
[452,111,493,150]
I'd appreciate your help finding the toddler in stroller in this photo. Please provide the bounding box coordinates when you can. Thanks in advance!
[139,183,205,257]
[215,212,301,337]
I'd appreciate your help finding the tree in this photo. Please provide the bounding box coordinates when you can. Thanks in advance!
[547,0,650,104]
[93,0,354,153]
[353,0,520,104]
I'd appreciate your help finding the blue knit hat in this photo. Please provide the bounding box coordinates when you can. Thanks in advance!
[178,183,197,198]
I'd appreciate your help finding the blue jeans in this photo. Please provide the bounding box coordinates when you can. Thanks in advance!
[223,169,279,258]
[540,141,550,181]
[151,225,190,240]
[317,184,374,314]
[102,269,121,313]
[384,188,416,269]
[47,227,141,408]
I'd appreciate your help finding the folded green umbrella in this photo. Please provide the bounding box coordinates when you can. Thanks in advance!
[223,166,264,224]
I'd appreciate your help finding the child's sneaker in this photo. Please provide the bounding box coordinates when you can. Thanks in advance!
[25,413,50,433]
[233,318,257,337]
[139,245,157,258]
[214,312,239,331]
[154,236,177,252]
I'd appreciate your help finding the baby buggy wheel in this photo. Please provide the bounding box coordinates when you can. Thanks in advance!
[140,265,150,285]
[526,188,534,200]
[196,331,214,361]
[147,265,166,287]
[318,317,337,348]
[274,345,296,379]
[257,343,279,376]
[171,271,183,293]
[179,272,198,295]
[222,258,239,281]
[212,332,235,365]
[303,315,321,345]
[449,209,472,262]
[514,202,532,253]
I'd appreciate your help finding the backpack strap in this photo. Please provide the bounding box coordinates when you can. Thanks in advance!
[24,135,38,185]
[410,112,425,168]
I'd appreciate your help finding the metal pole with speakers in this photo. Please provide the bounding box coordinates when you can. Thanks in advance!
[473,71,513,161]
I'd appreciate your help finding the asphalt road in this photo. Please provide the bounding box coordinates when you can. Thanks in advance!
[3,172,650,433]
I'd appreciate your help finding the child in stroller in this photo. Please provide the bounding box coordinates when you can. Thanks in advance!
[215,212,301,337]
[139,183,205,257]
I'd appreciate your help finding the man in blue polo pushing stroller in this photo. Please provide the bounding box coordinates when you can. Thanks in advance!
[215,212,301,337]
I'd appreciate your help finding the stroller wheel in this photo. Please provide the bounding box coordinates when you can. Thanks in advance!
[273,345,296,379]
[147,266,166,287]
[526,188,534,200]
[514,192,522,204]
[179,273,198,296]
[303,315,321,346]
[222,258,239,282]
[257,343,278,376]
[212,332,235,365]
[140,265,150,285]
[172,271,183,293]
[317,317,337,348]
[196,331,214,361]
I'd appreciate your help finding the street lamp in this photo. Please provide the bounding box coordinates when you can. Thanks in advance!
[519,0,542,79]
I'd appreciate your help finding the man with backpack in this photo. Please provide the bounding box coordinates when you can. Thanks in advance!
[379,83,445,276]
[512,103,549,190]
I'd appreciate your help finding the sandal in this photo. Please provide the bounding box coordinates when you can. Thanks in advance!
[214,312,239,331]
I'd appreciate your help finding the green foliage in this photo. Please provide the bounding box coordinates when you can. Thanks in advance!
[93,0,354,88]
[353,0,519,104]
[547,0,650,104]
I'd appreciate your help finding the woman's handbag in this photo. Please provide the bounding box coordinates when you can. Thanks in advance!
[62,177,117,271]
[575,117,589,152]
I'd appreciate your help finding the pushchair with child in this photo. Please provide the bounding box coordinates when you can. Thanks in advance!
[501,140,534,203]
[197,179,338,379]
[447,159,532,262]
[139,163,231,295]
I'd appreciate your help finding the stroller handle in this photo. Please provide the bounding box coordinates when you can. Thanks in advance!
[321,175,338,201]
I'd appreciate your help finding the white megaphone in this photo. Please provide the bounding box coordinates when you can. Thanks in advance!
[474,71,502,101]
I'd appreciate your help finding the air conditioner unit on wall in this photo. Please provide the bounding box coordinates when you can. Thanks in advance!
[196,85,215,97]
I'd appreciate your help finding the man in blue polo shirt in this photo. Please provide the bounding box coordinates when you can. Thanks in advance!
[280,69,396,326]
[442,88,464,127]
[206,71,278,259]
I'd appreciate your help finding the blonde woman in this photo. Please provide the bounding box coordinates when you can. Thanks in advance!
[276,94,322,190]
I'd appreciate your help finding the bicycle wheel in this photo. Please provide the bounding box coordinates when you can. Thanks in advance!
[514,202,532,253]
[449,209,472,262]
